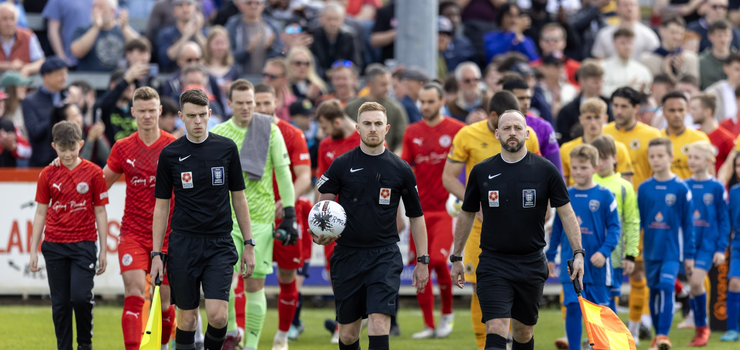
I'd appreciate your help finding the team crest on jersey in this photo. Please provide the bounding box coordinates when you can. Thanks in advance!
[488,190,499,207]
[523,189,536,208]
[681,145,690,155]
[439,135,452,147]
[122,254,133,266]
[655,211,664,222]
[212,167,225,186]
[703,193,714,205]
[589,200,600,212]
[630,139,640,150]
[694,210,701,220]
[665,194,676,206]
[379,188,391,205]
[76,182,89,194]
[181,172,193,189]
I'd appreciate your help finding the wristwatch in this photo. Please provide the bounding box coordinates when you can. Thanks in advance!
[573,249,586,259]
[244,239,256,247]
[416,255,430,264]
[449,254,463,263]
[150,252,162,259]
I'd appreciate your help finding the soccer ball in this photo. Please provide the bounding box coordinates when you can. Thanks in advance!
[308,200,347,237]
[446,193,463,217]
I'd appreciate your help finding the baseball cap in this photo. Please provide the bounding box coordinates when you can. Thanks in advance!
[402,67,430,83]
[509,61,533,76]
[40,56,68,75]
[438,16,453,34]
[289,99,313,117]
[0,71,31,88]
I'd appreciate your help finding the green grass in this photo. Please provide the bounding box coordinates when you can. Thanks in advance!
[0,304,735,349]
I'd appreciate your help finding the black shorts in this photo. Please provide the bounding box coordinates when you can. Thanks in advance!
[476,250,548,325]
[166,231,238,310]
[330,244,403,324]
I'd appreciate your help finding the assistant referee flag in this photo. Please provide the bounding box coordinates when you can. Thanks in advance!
[139,283,162,350]
[579,296,636,350]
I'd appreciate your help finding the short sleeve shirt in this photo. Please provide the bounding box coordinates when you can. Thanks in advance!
[71,25,125,71]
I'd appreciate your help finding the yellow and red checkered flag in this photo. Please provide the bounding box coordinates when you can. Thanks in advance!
[567,259,636,350]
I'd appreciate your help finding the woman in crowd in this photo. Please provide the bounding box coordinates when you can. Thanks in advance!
[286,46,327,101]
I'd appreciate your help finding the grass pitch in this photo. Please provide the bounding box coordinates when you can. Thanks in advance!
[0,304,735,349]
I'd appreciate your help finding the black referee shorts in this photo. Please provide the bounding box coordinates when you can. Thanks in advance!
[330,244,403,324]
[476,250,548,325]
[166,231,238,310]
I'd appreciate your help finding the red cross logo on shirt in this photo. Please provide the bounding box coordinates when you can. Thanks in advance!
[182,173,192,183]
[381,189,390,198]
[489,191,498,201]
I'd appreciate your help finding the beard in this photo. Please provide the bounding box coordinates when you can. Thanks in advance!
[422,109,439,121]
[362,134,384,148]
[501,137,525,153]
[330,128,344,140]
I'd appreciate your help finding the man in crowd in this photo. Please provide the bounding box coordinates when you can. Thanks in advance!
[70,0,140,71]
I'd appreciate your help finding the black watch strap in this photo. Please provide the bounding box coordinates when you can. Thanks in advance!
[573,249,586,258]
[416,255,430,264]
[244,239,256,246]
[150,252,162,259]
[450,254,463,262]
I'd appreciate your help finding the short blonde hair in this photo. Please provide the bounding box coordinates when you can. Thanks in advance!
[133,86,160,103]
[580,97,607,116]
[689,140,717,163]
[358,102,386,121]
[570,144,599,168]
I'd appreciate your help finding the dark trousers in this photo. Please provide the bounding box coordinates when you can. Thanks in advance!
[42,241,97,350]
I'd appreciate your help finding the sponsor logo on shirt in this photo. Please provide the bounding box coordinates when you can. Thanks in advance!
[69,200,86,213]
[212,167,225,186]
[52,183,62,192]
[413,138,423,146]
[488,190,499,207]
[181,172,193,189]
[126,159,136,167]
[131,176,147,186]
[379,188,391,205]
[326,151,336,160]
[522,189,536,208]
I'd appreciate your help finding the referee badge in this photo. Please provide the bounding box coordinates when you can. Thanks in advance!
[522,189,536,208]
[212,167,225,186]
[379,188,391,205]
[488,190,499,207]
[181,172,193,189]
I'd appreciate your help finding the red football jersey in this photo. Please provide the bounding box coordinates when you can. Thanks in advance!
[273,119,311,201]
[720,118,740,137]
[316,131,361,177]
[35,159,109,243]
[707,126,736,174]
[401,118,465,212]
[107,131,177,243]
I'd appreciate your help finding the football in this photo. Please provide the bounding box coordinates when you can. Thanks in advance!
[446,193,463,217]
[308,200,347,237]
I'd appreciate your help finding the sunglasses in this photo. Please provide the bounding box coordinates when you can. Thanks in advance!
[242,0,265,6]
[462,77,479,84]
[331,60,354,69]
[285,26,303,35]
[291,60,310,67]
[541,36,563,42]
[711,4,728,9]
[184,57,201,63]
[262,72,282,80]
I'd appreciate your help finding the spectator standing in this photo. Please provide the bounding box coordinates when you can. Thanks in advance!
[591,0,660,59]
[161,42,226,116]
[145,0,179,54]
[23,56,67,167]
[204,26,239,118]
[262,57,297,122]
[566,0,608,61]
[399,67,430,124]
[345,64,408,152]
[157,0,206,74]
[95,66,148,144]
[600,28,653,96]
[0,115,30,167]
[537,54,578,117]
[67,80,97,127]
[641,15,699,82]
[0,70,29,139]
[370,0,396,66]
[438,0,475,73]
[531,23,580,87]
[310,2,360,79]
[483,3,539,64]
[315,62,358,107]
[287,46,328,102]
[70,0,140,72]
[121,38,160,91]
[42,0,93,66]
[704,52,740,122]
[226,0,284,75]
[699,19,734,90]
[0,2,44,75]
[446,62,485,122]
[687,0,740,53]
[459,0,501,67]
[557,61,614,144]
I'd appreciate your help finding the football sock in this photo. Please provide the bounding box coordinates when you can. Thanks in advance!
[274,330,288,342]
[435,262,454,315]
[161,304,175,345]
[175,328,195,350]
[278,281,298,332]
[245,289,267,350]
[642,285,652,320]
[485,333,507,350]
[339,339,361,350]
[727,291,740,332]
[471,293,486,349]
[628,279,646,323]
[565,303,582,350]
[368,335,389,350]
[512,337,534,350]
[694,293,708,328]
[292,292,303,327]
[203,324,226,350]
[609,297,617,314]
[657,286,675,336]
[417,279,435,329]
[122,295,145,350]
[235,275,246,331]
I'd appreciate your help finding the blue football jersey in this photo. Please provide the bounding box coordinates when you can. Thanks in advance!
[685,178,730,255]
[729,184,740,251]
[638,176,695,262]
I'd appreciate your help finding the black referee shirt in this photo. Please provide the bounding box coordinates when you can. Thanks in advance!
[154,133,246,236]
[317,147,423,249]
[462,152,569,255]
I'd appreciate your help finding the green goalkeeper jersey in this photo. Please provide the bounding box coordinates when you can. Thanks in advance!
[593,172,640,268]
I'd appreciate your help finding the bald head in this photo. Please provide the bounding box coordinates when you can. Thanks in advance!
[498,110,527,126]
[177,42,203,68]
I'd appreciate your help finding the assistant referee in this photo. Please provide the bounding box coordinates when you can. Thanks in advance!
[314,102,430,350]
[150,89,256,350]
[450,110,585,350]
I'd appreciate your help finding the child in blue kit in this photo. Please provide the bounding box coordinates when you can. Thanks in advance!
[547,144,621,350]
[638,137,695,350]
[723,153,740,342]
[684,141,730,346]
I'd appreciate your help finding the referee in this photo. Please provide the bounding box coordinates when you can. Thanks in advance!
[450,110,585,350]
[315,102,430,350]
[150,89,256,350]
